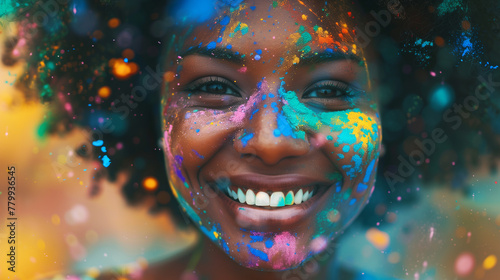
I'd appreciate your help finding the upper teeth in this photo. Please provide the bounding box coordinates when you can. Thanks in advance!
[226,187,315,207]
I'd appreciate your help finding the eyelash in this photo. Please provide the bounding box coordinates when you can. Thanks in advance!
[302,80,362,100]
[184,76,241,97]
[183,77,362,103]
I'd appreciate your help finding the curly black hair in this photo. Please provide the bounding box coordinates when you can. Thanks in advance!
[3,0,500,228]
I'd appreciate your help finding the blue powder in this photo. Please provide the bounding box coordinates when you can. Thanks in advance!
[276,113,295,138]
[262,94,267,100]
[207,41,216,50]
[247,245,269,261]
[265,239,274,248]
[220,15,230,25]
[249,109,259,120]
[192,149,205,159]
[351,154,362,171]
[363,159,375,182]
[256,49,262,55]
[250,235,264,242]
[222,241,230,253]
[240,133,254,148]
[102,155,111,167]
[337,129,356,145]
[326,135,333,141]
[101,146,107,152]
[92,140,103,146]
[226,44,232,49]
[255,54,261,60]
[357,183,368,193]
[337,154,344,159]
[271,102,278,112]
[349,198,356,205]
[342,145,350,153]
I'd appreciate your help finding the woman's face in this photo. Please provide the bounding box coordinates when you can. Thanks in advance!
[161,0,381,271]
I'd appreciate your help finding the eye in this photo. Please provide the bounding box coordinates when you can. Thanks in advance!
[302,80,358,99]
[185,76,241,97]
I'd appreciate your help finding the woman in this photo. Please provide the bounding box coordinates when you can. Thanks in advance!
[8,0,499,279]
[157,0,380,278]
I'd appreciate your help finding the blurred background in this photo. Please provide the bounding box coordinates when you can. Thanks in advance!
[1,0,500,279]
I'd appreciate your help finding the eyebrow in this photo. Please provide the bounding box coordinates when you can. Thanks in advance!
[179,46,361,66]
[298,51,362,66]
[179,47,245,64]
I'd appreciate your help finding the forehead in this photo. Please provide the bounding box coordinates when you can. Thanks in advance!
[177,0,362,60]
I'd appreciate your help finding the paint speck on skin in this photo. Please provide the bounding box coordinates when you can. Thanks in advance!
[240,133,254,148]
[247,244,269,262]
[207,41,217,49]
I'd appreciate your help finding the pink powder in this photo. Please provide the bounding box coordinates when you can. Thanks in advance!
[264,231,305,270]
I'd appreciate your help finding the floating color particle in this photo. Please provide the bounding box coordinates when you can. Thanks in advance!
[143,177,158,191]
[98,86,111,98]
[108,18,121,28]
[366,228,390,250]
[483,255,497,270]
[455,252,475,276]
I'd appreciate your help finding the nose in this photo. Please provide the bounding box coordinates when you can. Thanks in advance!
[234,88,310,165]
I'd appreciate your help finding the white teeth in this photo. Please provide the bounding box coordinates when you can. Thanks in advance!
[303,190,310,202]
[237,188,246,203]
[226,187,315,207]
[246,189,255,205]
[270,192,285,207]
[295,189,303,204]
[255,192,270,206]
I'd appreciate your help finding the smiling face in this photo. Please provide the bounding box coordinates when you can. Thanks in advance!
[161,0,381,271]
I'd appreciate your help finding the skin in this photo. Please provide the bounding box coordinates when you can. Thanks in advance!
[160,0,381,278]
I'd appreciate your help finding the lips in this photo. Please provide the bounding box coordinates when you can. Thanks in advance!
[204,173,341,230]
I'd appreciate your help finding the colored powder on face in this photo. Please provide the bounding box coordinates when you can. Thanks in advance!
[249,109,259,120]
[264,231,304,270]
[349,198,357,205]
[296,32,312,46]
[326,135,333,141]
[250,235,264,242]
[220,15,231,25]
[272,1,278,8]
[337,154,344,159]
[337,129,356,145]
[357,183,368,193]
[192,149,205,159]
[351,154,362,171]
[240,133,254,148]
[265,239,274,248]
[221,241,230,253]
[207,41,216,49]
[342,145,350,153]
[174,155,186,182]
[101,146,107,152]
[247,245,269,262]
[363,159,376,182]
[276,113,296,138]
